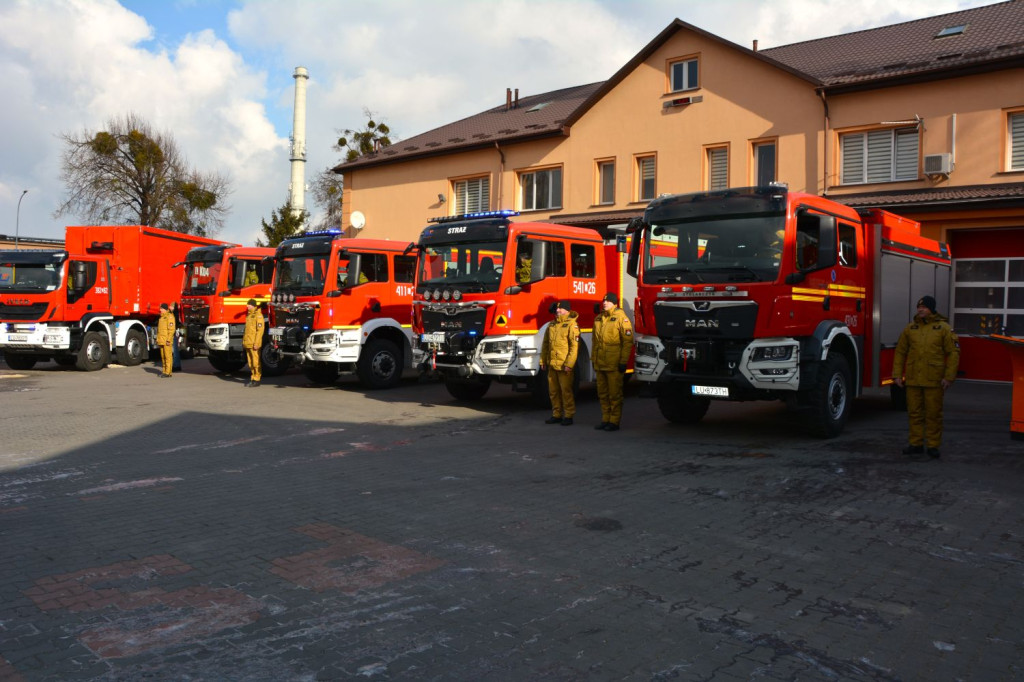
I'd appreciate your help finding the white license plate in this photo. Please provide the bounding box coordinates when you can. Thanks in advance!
[421,332,445,344]
[7,335,28,342]
[692,385,728,397]
[676,347,696,360]
[268,327,283,338]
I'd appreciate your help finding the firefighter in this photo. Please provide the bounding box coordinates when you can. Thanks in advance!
[155,302,175,378]
[516,251,533,284]
[540,300,579,425]
[243,298,265,387]
[592,292,633,431]
[893,295,960,459]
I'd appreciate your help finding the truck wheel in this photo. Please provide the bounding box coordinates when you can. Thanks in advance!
[208,351,245,373]
[4,353,37,370]
[807,352,852,438]
[656,384,710,424]
[445,376,491,401]
[530,369,551,409]
[259,340,291,377]
[304,362,339,385]
[889,384,907,412]
[356,338,402,389]
[115,329,147,366]
[75,331,110,372]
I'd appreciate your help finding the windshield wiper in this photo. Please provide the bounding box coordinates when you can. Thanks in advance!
[702,266,761,281]
[655,268,704,284]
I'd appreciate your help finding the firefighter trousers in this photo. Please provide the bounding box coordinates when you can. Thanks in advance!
[160,344,174,375]
[547,368,575,418]
[246,347,262,382]
[595,369,624,425]
[905,385,945,448]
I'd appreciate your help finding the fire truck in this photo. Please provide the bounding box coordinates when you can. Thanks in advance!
[411,210,633,403]
[267,230,415,388]
[0,225,227,371]
[627,185,951,437]
[178,244,277,373]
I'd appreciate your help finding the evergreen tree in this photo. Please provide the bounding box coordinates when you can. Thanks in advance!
[256,202,306,247]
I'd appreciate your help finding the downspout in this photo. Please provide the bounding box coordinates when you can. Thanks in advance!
[818,88,830,195]
[495,141,505,210]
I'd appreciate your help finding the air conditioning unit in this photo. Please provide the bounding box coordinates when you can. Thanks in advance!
[924,153,954,175]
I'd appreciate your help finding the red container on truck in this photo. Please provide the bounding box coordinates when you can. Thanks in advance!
[0,225,227,371]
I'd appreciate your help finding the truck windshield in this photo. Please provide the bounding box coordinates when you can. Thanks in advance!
[183,260,222,295]
[416,240,507,294]
[643,215,785,284]
[274,254,329,296]
[0,261,63,292]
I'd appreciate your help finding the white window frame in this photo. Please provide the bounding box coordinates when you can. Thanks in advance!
[453,176,490,214]
[669,57,699,93]
[752,139,777,186]
[519,167,562,211]
[597,159,615,205]
[636,155,656,202]
[952,257,1024,336]
[840,127,919,185]
[1009,111,1024,172]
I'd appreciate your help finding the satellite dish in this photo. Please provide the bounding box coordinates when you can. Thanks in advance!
[350,210,366,230]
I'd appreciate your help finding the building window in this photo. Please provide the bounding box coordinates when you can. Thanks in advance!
[597,160,615,205]
[1009,111,1024,171]
[636,155,656,201]
[668,57,699,92]
[570,244,596,278]
[753,141,776,186]
[952,258,1024,335]
[840,127,919,184]
[453,176,489,213]
[707,146,728,191]
[520,167,562,211]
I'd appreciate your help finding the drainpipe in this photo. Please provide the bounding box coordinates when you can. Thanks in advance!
[818,88,830,195]
[495,142,505,210]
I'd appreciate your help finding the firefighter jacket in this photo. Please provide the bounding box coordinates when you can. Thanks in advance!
[516,258,533,284]
[892,312,960,387]
[156,309,176,346]
[541,311,579,371]
[592,307,633,371]
[242,307,265,350]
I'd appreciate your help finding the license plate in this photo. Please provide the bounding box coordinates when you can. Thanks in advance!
[421,332,445,344]
[676,347,696,360]
[7,335,28,342]
[692,385,728,397]
[269,327,283,338]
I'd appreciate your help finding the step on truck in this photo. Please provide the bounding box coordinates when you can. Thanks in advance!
[411,210,634,403]
[178,244,279,374]
[0,225,227,371]
[267,230,415,389]
[627,185,951,437]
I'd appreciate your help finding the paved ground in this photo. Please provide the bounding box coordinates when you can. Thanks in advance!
[0,356,1021,681]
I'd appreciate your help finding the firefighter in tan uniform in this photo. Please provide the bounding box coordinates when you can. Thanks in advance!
[540,301,579,426]
[592,292,633,431]
[155,303,175,378]
[893,295,960,459]
[243,299,265,387]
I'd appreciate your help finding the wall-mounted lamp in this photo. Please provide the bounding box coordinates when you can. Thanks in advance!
[437,193,446,203]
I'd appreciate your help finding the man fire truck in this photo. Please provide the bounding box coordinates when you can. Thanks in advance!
[627,185,951,437]
[0,225,226,371]
[267,229,415,389]
[178,244,276,374]
[411,210,633,404]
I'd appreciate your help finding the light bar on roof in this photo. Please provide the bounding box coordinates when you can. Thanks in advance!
[429,210,519,224]
[299,228,343,237]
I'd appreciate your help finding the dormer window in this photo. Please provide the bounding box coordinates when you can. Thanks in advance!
[935,24,967,38]
[668,56,699,93]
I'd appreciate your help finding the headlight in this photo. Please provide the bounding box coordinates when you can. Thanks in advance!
[432,289,442,301]
[752,346,793,361]
[483,340,516,354]
[452,289,462,301]
[442,289,451,301]
[636,341,658,357]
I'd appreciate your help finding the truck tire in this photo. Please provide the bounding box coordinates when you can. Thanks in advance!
[115,329,147,366]
[304,362,339,385]
[889,384,907,411]
[656,383,711,424]
[4,353,37,370]
[445,376,491,401]
[208,351,245,373]
[259,340,291,377]
[806,352,852,438]
[75,331,110,372]
[356,338,402,389]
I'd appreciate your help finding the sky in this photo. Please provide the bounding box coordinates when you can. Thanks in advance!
[0,0,1003,247]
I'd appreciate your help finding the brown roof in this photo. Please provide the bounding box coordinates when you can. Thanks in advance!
[762,1,1024,91]
[832,182,1024,209]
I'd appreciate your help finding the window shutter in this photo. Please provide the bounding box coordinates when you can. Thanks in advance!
[894,129,919,180]
[455,177,489,213]
[841,133,865,184]
[1012,113,1024,171]
[639,157,655,200]
[708,148,728,191]
[865,130,893,183]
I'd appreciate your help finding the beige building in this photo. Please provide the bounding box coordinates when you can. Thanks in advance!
[336,1,1024,381]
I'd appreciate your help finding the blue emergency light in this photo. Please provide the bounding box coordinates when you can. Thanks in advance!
[429,210,519,224]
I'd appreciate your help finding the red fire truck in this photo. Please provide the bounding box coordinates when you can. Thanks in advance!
[178,244,277,373]
[627,185,951,437]
[267,230,415,388]
[0,225,227,371]
[411,210,633,403]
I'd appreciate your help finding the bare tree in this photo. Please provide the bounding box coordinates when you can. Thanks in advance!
[55,113,231,236]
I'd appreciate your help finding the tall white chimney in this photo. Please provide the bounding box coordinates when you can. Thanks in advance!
[288,66,309,218]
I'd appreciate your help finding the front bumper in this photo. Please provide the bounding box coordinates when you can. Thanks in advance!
[306,328,362,364]
[413,333,540,378]
[0,323,70,351]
